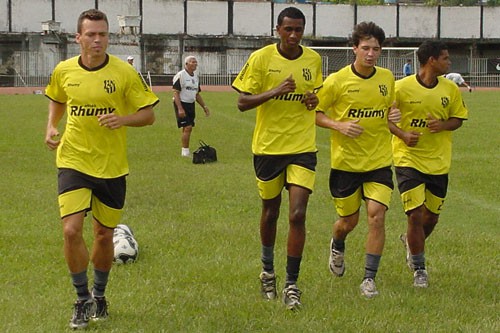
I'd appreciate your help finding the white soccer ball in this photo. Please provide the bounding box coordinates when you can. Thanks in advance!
[113,234,138,264]
[114,224,134,238]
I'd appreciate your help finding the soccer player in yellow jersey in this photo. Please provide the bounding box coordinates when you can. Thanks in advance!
[44,9,159,329]
[316,22,401,298]
[232,7,322,310]
[390,40,468,288]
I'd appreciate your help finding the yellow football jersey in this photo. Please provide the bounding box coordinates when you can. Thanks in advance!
[317,65,395,172]
[46,54,159,178]
[232,44,323,155]
[393,75,468,174]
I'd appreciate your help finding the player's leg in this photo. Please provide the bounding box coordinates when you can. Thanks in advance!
[281,158,315,310]
[329,169,363,277]
[254,155,286,301]
[58,170,95,329]
[181,125,193,156]
[361,174,393,298]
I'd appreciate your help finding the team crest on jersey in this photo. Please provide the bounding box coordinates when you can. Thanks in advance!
[379,84,388,96]
[104,80,116,94]
[441,97,449,108]
[302,68,312,81]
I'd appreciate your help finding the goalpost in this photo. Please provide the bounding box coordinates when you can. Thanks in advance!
[310,46,418,79]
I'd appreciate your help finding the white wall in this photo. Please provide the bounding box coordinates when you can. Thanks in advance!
[11,0,52,33]
[142,0,183,35]
[1,1,499,39]
[357,5,397,38]
[399,6,438,38]
[316,5,354,38]
[233,2,272,36]
[187,1,228,35]
[483,7,500,39]
[441,6,480,39]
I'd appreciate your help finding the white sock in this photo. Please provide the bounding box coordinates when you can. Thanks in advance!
[181,147,190,156]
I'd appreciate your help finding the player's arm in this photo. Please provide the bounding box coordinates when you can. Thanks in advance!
[389,122,421,147]
[173,89,185,118]
[98,106,155,129]
[45,100,66,150]
[237,74,296,112]
[426,114,463,133]
[316,111,363,138]
[195,92,209,116]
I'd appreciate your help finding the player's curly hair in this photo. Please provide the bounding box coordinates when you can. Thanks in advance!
[351,21,385,47]
[417,40,448,65]
[77,9,109,33]
[277,7,306,26]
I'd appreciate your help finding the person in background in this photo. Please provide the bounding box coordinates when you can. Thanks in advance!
[445,72,472,92]
[315,21,401,299]
[390,40,468,288]
[403,59,412,76]
[127,55,134,66]
[232,6,322,310]
[44,9,159,329]
[172,55,210,157]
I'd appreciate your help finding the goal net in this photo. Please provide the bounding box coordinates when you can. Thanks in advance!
[310,46,418,80]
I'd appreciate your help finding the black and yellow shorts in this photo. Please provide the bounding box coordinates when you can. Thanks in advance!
[58,168,126,228]
[329,167,394,217]
[253,152,317,200]
[395,167,448,215]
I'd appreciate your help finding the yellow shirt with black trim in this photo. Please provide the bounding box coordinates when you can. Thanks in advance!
[317,65,395,172]
[393,75,468,175]
[45,54,159,178]
[232,44,323,155]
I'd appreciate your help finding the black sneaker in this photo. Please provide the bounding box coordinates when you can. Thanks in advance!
[91,296,109,321]
[69,298,96,329]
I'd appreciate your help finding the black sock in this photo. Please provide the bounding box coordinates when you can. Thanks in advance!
[285,255,302,287]
[261,245,274,273]
[71,270,90,301]
[92,268,110,298]
[364,253,381,280]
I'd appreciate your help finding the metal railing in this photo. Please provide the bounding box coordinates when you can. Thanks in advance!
[2,50,498,88]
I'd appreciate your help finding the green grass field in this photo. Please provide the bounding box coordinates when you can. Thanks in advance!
[0,90,498,332]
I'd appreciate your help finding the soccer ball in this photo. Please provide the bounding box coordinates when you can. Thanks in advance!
[113,235,138,264]
[114,224,134,238]
[113,225,138,264]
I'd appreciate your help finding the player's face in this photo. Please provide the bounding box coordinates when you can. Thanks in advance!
[185,58,198,74]
[353,37,382,69]
[432,50,451,76]
[276,17,304,52]
[76,19,109,58]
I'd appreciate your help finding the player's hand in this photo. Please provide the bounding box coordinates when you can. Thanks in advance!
[275,74,296,96]
[337,119,363,138]
[403,130,422,147]
[45,127,60,150]
[302,91,318,111]
[388,101,401,123]
[426,113,443,133]
[98,113,123,129]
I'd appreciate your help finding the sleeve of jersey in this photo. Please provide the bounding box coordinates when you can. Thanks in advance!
[45,64,67,103]
[314,56,323,93]
[127,72,159,112]
[172,72,181,91]
[450,88,468,120]
[316,75,335,115]
[231,53,262,95]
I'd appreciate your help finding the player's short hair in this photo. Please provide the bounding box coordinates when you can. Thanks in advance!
[184,55,197,65]
[77,9,108,33]
[417,40,448,65]
[351,21,385,47]
[277,7,306,26]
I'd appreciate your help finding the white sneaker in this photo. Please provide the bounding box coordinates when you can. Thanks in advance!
[360,278,379,298]
[282,284,302,311]
[329,238,345,277]
[259,271,277,300]
[399,233,414,270]
[413,269,429,288]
